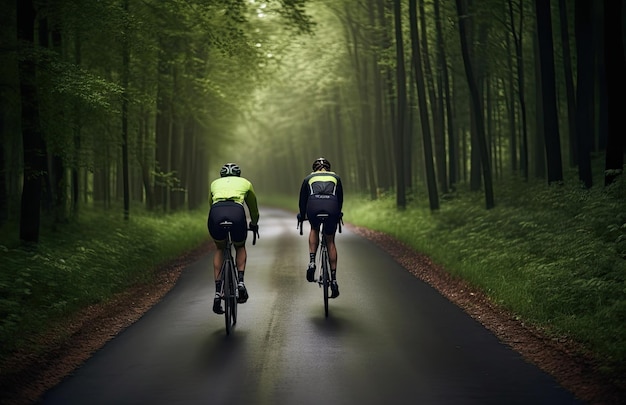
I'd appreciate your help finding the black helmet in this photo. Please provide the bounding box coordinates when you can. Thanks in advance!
[220,162,241,177]
[312,157,331,171]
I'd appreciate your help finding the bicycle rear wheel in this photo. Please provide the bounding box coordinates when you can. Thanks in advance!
[224,261,236,335]
[231,265,238,324]
[321,248,330,318]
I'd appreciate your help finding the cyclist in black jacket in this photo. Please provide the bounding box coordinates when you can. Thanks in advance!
[297,157,343,298]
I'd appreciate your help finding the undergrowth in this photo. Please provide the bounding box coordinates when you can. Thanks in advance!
[0,206,210,362]
[345,174,626,376]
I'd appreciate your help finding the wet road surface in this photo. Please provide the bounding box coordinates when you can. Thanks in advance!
[40,208,582,404]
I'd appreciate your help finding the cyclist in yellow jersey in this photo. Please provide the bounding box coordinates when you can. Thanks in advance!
[297,157,343,298]
[208,163,259,314]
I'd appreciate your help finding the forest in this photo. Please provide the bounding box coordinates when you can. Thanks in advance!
[1,0,624,238]
[0,0,626,237]
[1,0,626,396]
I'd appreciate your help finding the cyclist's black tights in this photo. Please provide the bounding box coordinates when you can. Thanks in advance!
[309,229,337,271]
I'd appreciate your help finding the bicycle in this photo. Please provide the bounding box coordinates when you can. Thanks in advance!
[298,213,342,318]
[218,220,258,335]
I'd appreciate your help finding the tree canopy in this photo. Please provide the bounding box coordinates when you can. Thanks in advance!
[1,0,624,242]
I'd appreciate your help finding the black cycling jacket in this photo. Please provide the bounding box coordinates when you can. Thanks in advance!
[298,170,343,216]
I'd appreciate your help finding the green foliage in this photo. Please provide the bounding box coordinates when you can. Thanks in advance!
[0,206,209,362]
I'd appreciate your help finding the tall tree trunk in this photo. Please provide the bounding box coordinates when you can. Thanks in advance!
[154,41,172,212]
[455,0,495,209]
[434,0,457,190]
[558,0,577,168]
[393,0,407,210]
[121,0,130,219]
[376,0,394,191]
[140,111,154,209]
[507,0,529,179]
[574,0,593,188]
[410,0,439,210]
[194,136,209,209]
[182,118,196,210]
[603,0,626,185]
[38,16,67,225]
[71,31,81,216]
[345,7,376,197]
[535,0,564,185]
[505,29,518,174]
[366,2,380,200]
[17,0,46,243]
[169,120,183,211]
[51,22,67,224]
[532,21,546,179]
[486,82,496,178]
[594,2,607,152]
[419,0,446,195]
[0,0,14,226]
[469,106,482,190]
[463,1,482,192]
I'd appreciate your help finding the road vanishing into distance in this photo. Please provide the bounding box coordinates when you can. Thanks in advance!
[40,208,582,405]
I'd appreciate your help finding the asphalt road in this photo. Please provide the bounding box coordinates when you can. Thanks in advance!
[39,208,582,405]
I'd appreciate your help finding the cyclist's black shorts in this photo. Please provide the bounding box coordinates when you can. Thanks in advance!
[208,201,247,248]
[306,194,340,235]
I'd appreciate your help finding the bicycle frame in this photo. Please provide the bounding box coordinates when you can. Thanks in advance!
[217,221,258,336]
[299,213,341,318]
[218,221,238,335]
[317,214,331,318]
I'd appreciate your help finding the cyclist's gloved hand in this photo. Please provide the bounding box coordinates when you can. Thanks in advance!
[297,213,304,223]
[249,222,259,233]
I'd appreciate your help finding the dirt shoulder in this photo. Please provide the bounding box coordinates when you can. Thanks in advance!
[1,226,624,405]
